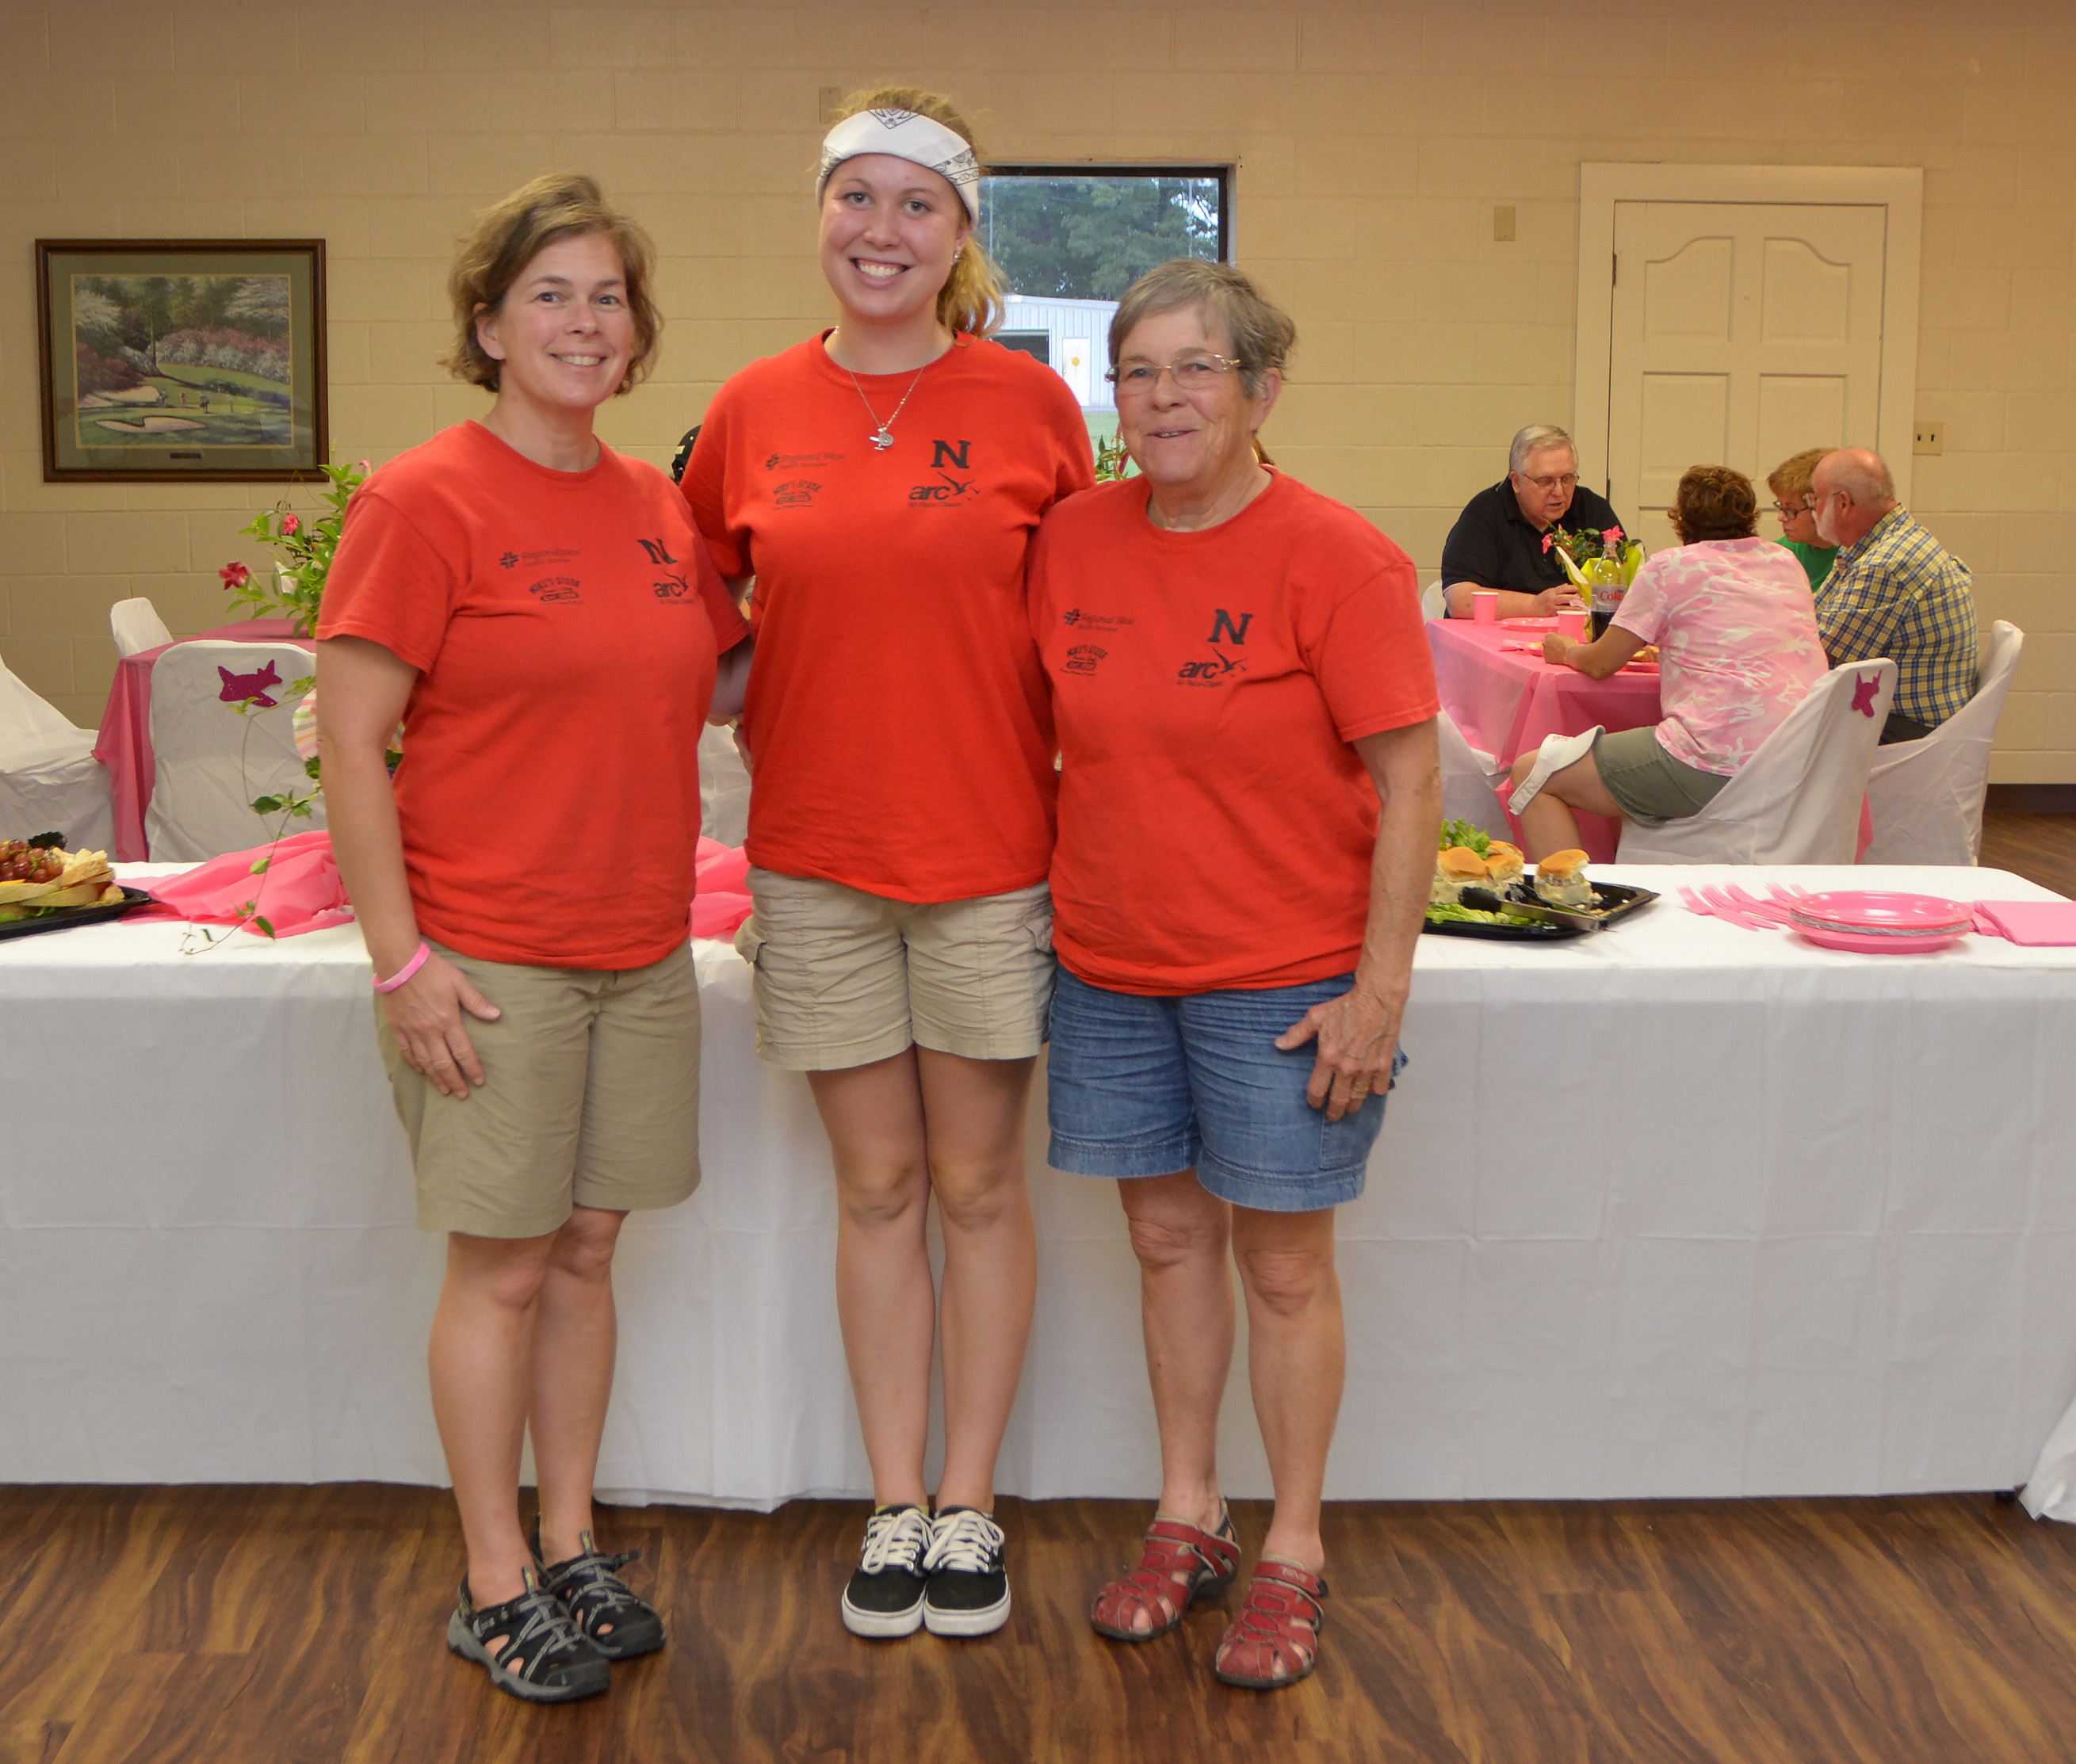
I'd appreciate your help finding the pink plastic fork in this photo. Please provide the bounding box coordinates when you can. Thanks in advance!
[1699,884,1768,930]
[1723,884,1795,926]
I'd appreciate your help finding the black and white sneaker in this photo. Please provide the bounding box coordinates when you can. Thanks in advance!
[923,1506,1010,1637]
[841,1504,931,1638]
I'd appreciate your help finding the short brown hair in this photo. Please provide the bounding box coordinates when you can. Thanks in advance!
[828,87,1004,338]
[1108,259,1295,400]
[442,173,661,395]
[1671,465,1759,544]
[1766,448,1829,501]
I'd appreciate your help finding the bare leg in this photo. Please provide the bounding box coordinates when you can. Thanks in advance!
[428,1230,556,1613]
[809,1052,935,1510]
[916,1049,1038,1514]
[1118,1170,1234,1547]
[1512,748,1624,860]
[1230,1205,1344,1575]
[532,1205,629,1564]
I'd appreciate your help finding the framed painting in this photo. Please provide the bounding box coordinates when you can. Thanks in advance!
[35,239,327,483]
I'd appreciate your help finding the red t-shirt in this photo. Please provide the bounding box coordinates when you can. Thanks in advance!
[682,332,1094,903]
[319,421,750,969]
[1030,472,1438,995]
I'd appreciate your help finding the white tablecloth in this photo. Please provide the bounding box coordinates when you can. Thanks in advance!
[6,865,2076,1506]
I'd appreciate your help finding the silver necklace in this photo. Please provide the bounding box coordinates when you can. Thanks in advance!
[841,361,929,450]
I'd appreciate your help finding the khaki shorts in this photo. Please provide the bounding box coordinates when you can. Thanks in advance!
[735,869,1054,1071]
[378,943,702,1239]
[1594,725,1732,826]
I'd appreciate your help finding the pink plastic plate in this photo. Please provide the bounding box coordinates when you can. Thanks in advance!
[1789,890,1972,934]
[1793,923,1963,956]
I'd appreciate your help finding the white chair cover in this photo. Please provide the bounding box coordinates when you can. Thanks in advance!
[146,641,326,862]
[1615,660,1895,866]
[1437,709,1511,841]
[0,654,115,850]
[1862,621,2023,867]
[1420,579,1447,621]
[699,723,751,847]
[109,597,174,659]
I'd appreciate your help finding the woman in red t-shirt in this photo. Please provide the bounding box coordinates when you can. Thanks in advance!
[682,88,1092,1641]
[1029,262,1441,1691]
[318,176,748,1704]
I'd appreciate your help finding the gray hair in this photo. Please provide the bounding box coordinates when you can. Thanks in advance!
[1108,259,1294,400]
[1509,424,1575,476]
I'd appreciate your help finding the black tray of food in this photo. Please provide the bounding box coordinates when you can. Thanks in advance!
[1422,880,1660,941]
[0,885,155,944]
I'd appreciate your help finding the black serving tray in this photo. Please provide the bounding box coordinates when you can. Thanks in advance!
[0,885,155,943]
[1422,880,1660,942]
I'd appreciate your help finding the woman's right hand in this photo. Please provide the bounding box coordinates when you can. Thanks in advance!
[381,952,503,1098]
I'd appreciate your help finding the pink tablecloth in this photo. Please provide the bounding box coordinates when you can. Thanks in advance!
[1428,618,1661,862]
[93,619,311,861]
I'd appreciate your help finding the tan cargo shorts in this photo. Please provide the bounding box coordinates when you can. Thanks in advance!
[733,869,1055,1071]
[378,942,702,1239]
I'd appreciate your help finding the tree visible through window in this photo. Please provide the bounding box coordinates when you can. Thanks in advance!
[981,166,1229,440]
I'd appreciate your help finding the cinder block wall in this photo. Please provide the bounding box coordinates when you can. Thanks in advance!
[0,0,2069,779]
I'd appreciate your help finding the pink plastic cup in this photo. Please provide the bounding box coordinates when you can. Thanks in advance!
[1471,590,1499,624]
[1557,609,1588,640]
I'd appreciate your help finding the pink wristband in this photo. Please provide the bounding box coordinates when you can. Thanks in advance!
[373,940,431,993]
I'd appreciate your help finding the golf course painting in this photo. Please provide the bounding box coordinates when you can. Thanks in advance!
[37,239,327,483]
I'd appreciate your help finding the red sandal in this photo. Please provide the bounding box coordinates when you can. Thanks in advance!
[1089,1509,1241,1642]
[1213,1559,1329,1689]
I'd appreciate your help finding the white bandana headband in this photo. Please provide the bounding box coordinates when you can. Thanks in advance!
[816,109,982,223]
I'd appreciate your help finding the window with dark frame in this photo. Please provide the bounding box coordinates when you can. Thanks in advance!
[981,165,1231,437]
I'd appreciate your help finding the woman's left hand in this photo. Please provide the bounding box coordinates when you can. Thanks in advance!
[1275,983,1402,1122]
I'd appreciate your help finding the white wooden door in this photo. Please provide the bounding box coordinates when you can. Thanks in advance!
[1607,202,1887,552]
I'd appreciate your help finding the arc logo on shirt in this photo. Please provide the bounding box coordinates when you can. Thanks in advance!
[652,571,694,602]
[1177,647,1248,685]
[909,470,976,505]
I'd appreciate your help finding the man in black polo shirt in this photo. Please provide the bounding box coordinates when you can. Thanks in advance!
[1441,424,1628,618]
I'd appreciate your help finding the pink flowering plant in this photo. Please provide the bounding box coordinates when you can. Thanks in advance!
[220,459,369,636]
[1541,522,1626,565]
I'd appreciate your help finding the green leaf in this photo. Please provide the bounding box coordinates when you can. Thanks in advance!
[251,795,283,814]
[252,916,277,938]
[304,756,323,780]
[289,801,313,819]
[250,856,271,874]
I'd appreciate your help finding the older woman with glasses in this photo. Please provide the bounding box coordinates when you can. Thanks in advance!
[1030,260,1440,1691]
[1766,447,1837,590]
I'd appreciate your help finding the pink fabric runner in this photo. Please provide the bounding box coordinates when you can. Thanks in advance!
[94,618,309,862]
[128,830,756,943]
[1428,620,1661,861]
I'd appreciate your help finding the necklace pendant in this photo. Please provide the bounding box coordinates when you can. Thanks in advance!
[871,427,895,451]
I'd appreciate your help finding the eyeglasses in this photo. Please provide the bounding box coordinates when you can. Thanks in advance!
[1771,498,1813,517]
[1106,353,1243,395]
[1517,472,1579,493]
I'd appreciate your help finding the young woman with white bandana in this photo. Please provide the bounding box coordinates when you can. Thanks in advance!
[681,87,1093,1640]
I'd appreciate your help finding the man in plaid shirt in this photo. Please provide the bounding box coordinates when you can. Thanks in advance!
[1810,449,1978,743]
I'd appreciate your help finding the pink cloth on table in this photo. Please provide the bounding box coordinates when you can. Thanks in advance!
[690,837,752,940]
[94,618,309,862]
[130,829,354,936]
[1975,901,2076,946]
[1428,620,1661,861]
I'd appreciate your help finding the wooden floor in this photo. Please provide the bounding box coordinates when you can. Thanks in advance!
[3,1486,2075,1763]
[6,812,2074,1764]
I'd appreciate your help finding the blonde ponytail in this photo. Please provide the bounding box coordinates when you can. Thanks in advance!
[832,85,1004,338]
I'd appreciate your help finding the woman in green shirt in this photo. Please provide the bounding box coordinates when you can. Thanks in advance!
[1767,447,1837,590]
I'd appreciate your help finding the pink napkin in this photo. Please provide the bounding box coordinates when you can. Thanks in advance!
[1975,901,2076,946]
[131,829,354,937]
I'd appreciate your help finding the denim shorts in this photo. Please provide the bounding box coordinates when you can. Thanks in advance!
[1046,968,1407,1213]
